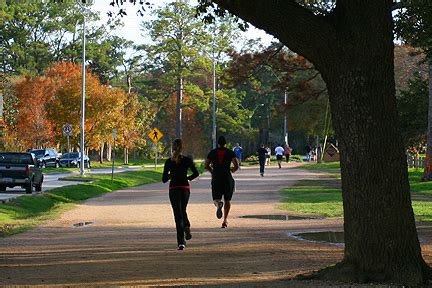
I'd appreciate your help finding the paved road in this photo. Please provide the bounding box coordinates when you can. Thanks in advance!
[0,167,144,202]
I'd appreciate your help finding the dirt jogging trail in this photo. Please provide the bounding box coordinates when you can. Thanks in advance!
[1,164,432,287]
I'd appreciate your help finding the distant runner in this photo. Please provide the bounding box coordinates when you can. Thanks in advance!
[265,145,271,166]
[233,143,243,167]
[284,144,292,162]
[205,136,239,228]
[257,144,268,176]
[162,139,199,250]
[275,144,285,169]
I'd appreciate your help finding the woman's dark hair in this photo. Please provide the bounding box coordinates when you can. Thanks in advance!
[218,136,226,146]
[172,139,183,164]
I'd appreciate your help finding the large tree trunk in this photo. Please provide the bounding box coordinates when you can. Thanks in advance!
[315,6,431,286]
[211,0,432,285]
[317,7,431,286]
[320,50,429,285]
[423,60,432,181]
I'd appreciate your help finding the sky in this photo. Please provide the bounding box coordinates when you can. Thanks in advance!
[89,0,275,48]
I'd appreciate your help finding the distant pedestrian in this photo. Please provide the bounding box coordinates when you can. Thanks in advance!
[265,145,271,165]
[162,139,199,251]
[312,147,318,162]
[306,145,312,161]
[205,136,239,228]
[275,144,285,168]
[284,144,292,163]
[257,144,268,176]
[233,143,243,167]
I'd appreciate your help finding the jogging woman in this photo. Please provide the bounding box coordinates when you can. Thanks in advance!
[162,139,199,250]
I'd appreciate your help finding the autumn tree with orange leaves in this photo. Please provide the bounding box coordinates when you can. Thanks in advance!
[4,62,145,159]
[14,76,55,149]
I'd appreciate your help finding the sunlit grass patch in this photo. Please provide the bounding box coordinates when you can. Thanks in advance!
[279,182,343,218]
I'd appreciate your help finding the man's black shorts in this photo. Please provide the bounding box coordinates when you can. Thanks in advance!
[276,155,283,160]
[211,176,235,201]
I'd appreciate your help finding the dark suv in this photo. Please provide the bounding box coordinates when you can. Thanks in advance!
[30,148,60,168]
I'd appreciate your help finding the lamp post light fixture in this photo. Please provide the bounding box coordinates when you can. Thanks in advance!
[76,0,93,176]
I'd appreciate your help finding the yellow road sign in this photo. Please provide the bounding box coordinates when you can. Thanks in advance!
[148,127,164,143]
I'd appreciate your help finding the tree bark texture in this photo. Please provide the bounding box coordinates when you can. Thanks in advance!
[106,143,112,162]
[212,0,431,285]
[423,60,432,181]
[99,142,104,163]
[124,147,129,165]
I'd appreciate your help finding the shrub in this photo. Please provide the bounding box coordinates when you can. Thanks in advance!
[290,154,303,162]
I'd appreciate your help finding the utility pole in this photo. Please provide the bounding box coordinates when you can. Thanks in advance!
[212,57,216,149]
[76,0,93,176]
[284,90,288,145]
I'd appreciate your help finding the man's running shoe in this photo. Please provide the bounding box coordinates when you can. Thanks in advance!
[216,201,224,219]
[185,227,192,240]
[178,244,185,250]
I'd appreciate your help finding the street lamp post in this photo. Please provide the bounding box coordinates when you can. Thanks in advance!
[284,90,288,145]
[268,68,289,145]
[76,0,92,176]
[212,57,216,149]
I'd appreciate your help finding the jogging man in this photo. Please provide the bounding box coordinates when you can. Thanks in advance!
[233,143,243,167]
[275,144,285,168]
[205,136,239,228]
[257,144,267,176]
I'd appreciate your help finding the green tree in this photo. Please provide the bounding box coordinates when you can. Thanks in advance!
[395,1,432,181]
[140,0,208,139]
[0,1,127,84]
[225,46,329,149]
[397,75,428,150]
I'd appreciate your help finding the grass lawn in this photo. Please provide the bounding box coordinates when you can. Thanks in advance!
[90,158,160,168]
[280,162,432,222]
[41,159,163,173]
[42,167,77,174]
[0,168,163,237]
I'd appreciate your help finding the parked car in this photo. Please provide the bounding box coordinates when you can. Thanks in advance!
[30,148,60,168]
[0,152,43,193]
[59,152,91,168]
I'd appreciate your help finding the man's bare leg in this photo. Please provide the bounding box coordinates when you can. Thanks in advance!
[222,201,231,228]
